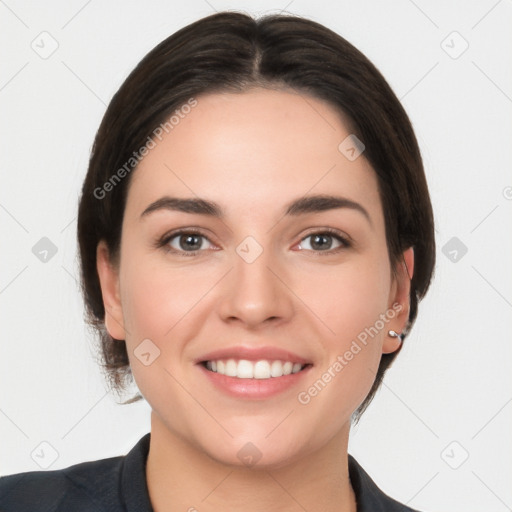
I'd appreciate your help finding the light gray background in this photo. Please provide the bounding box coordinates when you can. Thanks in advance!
[1,1,511,511]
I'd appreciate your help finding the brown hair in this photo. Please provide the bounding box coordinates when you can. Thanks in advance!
[77,11,435,423]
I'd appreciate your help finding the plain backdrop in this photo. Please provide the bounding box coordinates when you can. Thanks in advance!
[1,1,511,511]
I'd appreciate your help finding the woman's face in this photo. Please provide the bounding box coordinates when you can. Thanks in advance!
[98,87,412,468]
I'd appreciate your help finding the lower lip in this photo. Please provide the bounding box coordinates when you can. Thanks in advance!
[197,364,312,399]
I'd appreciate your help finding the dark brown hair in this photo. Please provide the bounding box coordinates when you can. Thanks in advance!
[77,11,435,423]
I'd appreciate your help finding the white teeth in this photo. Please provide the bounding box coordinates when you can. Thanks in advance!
[237,359,254,378]
[254,360,271,379]
[270,360,283,377]
[204,358,306,379]
[225,359,237,377]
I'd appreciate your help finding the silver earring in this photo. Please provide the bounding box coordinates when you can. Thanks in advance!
[388,330,401,338]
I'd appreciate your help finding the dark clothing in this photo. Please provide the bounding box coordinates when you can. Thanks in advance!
[0,433,421,511]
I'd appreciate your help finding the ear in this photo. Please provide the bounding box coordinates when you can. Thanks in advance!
[96,240,126,340]
[382,247,414,354]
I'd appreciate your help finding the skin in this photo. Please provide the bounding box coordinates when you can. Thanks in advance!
[96,87,414,512]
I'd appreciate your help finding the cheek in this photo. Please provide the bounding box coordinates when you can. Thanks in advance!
[119,246,211,337]
[119,260,168,340]
[292,250,392,343]
[118,253,212,406]
[293,252,391,405]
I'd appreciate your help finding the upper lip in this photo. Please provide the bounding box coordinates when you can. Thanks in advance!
[195,346,312,365]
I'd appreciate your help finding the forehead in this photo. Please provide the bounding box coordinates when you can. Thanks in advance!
[125,88,382,224]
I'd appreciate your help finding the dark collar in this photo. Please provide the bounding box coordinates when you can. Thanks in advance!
[121,433,419,512]
[347,454,419,511]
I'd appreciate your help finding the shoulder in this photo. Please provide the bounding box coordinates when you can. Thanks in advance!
[0,451,126,512]
[0,433,152,512]
[348,454,424,512]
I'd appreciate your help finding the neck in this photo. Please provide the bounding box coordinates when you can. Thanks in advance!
[145,412,357,512]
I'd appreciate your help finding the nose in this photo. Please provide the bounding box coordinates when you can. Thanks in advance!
[217,244,295,328]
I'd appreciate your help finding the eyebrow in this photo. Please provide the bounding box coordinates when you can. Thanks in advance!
[140,194,372,225]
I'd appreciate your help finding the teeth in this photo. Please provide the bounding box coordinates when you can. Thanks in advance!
[238,359,254,378]
[225,359,237,377]
[205,359,306,379]
[254,360,270,379]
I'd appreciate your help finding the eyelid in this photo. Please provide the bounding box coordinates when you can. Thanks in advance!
[155,228,218,255]
[295,227,352,253]
[298,227,353,245]
[156,226,352,256]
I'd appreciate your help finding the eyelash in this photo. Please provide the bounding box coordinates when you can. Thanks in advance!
[155,228,352,257]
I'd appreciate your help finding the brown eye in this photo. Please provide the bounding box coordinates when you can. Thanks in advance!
[161,230,215,254]
[297,231,350,252]
[174,233,204,251]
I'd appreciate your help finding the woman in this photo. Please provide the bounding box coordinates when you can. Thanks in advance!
[0,11,435,512]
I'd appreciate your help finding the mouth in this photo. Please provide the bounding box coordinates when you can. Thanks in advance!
[195,346,313,399]
[201,359,312,379]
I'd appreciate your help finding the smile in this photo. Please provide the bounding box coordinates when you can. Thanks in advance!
[203,359,307,379]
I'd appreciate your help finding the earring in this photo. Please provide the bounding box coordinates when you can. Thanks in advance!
[388,330,402,339]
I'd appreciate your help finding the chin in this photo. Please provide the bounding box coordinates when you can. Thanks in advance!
[195,426,317,471]
[204,441,306,471]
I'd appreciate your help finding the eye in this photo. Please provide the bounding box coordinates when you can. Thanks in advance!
[159,230,216,255]
[297,230,350,253]
[156,228,351,256]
